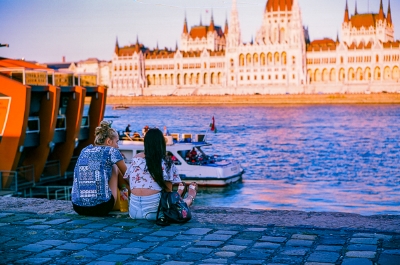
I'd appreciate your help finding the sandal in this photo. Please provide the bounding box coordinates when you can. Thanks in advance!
[186,182,197,203]
[177,182,187,197]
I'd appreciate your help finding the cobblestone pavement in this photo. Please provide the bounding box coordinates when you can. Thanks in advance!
[0,197,399,265]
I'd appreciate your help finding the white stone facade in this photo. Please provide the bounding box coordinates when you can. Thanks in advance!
[108,0,400,96]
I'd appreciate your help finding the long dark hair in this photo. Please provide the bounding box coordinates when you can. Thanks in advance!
[144,128,168,190]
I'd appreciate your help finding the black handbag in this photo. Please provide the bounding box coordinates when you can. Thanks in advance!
[156,190,192,226]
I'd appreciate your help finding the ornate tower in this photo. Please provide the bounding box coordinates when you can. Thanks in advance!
[226,0,241,48]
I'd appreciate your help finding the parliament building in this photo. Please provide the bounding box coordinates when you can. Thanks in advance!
[109,0,399,96]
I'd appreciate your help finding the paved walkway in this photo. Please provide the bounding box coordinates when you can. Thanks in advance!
[0,197,399,265]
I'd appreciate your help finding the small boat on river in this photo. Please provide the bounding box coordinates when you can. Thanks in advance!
[118,133,244,186]
[112,104,129,110]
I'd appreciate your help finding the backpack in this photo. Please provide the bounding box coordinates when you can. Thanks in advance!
[156,191,192,226]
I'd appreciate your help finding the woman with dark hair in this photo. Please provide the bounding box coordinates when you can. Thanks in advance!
[124,128,197,220]
[71,120,129,216]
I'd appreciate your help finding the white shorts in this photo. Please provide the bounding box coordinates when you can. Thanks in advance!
[128,192,161,220]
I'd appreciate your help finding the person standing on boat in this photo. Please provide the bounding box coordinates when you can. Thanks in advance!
[125,124,131,134]
[123,128,197,220]
[163,126,170,136]
[71,121,129,216]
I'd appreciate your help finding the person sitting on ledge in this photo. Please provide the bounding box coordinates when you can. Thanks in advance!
[71,120,129,217]
[124,128,197,221]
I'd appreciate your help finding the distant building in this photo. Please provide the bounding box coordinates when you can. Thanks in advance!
[45,57,111,88]
[108,0,400,96]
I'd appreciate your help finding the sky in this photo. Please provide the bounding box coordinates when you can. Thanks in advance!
[0,0,399,63]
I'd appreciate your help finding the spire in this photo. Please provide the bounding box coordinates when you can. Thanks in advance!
[114,37,119,55]
[224,17,229,35]
[378,0,385,20]
[175,41,178,51]
[183,13,188,34]
[354,1,358,15]
[336,31,340,44]
[135,35,140,53]
[344,0,349,23]
[200,14,202,26]
[387,0,392,25]
[209,10,215,32]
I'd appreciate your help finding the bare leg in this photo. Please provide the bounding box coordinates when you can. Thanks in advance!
[109,164,119,207]
[184,182,197,207]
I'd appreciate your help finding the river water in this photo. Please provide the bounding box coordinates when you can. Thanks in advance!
[105,104,400,216]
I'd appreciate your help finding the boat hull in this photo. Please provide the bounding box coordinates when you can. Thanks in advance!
[179,173,243,187]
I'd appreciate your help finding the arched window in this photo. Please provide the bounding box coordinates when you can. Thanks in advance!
[230,58,234,67]
[204,73,208,85]
[281,52,287,65]
[260,53,266,66]
[217,72,221,84]
[307,69,313,83]
[146,75,151,85]
[356,68,363,81]
[314,69,320,82]
[274,52,280,64]
[393,66,400,80]
[196,73,200,84]
[364,68,371,81]
[339,68,345,81]
[280,28,285,43]
[171,74,174,85]
[267,53,273,65]
[189,73,194,85]
[384,66,391,80]
[376,55,379,62]
[246,53,252,65]
[183,73,187,85]
[322,68,328,82]
[330,69,336,82]
[253,53,259,66]
[374,67,381,80]
[239,54,244,66]
[177,74,180,85]
[211,73,215,85]
[348,68,355,81]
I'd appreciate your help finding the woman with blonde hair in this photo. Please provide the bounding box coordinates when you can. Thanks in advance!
[71,121,129,216]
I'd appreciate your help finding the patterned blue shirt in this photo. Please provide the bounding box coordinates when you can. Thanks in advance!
[71,144,123,207]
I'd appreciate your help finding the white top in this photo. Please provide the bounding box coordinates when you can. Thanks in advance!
[124,157,181,191]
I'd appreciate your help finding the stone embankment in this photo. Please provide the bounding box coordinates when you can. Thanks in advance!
[0,197,399,264]
[105,93,400,106]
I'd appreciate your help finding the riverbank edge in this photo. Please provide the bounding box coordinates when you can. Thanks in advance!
[104,93,400,106]
[1,197,399,233]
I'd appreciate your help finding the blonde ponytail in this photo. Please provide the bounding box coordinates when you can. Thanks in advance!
[94,120,117,145]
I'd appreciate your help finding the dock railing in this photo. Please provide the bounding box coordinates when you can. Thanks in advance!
[0,165,35,197]
[41,160,61,183]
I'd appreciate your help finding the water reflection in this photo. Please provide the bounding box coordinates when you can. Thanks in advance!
[107,104,400,216]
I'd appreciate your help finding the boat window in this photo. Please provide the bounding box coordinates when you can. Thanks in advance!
[177,150,190,160]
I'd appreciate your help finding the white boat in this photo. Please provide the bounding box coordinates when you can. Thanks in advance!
[118,133,244,187]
